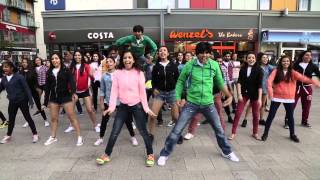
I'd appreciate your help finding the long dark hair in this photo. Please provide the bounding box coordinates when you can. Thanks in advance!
[70,50,86,76]
[117,50,141,71]
[274,55,293,84]
[2,60,18,73]
[91,51,101,65]
[257,52,266,66]
[33,57,43,67]
[294,50,312,66]
[242,52,258,68]
[49,53,64,72]
[21,58,34,71]
[156,46,172,63]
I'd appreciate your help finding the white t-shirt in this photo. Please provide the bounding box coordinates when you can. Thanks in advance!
[247,67,252,77]
[6,74,13,82]
[299,62,308,70]
[160,61,169,67]
[76,64,81,70]
[36,66,41,72]
[52,68,60,78]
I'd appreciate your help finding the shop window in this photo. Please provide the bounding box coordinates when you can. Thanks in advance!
[298,0,310,11]
[148,0,175,9]
[218,0,231,9]
[260,0,270,10]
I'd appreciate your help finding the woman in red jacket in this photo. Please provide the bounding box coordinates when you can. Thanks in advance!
[261,56,320,143]
[68,51,98,132]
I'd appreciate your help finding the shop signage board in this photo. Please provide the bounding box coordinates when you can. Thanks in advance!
[45,0,66,10]
[166,28,257,41]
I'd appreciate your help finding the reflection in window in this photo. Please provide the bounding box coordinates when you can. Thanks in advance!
[218,0,230,9]
[299,0,309,11]
[260,0,270,10]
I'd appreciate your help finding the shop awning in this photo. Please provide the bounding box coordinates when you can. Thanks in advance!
[262,30,320,43]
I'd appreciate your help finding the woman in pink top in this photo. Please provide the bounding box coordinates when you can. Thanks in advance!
[96,50,156,167]
[261,56,320,143]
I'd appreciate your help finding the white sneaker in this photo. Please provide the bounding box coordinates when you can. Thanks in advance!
[130,136,138,146]
[97,123,101,127]
[22,122,29,128]
[222,152,239,162]
[0,136,11,144]
[94,138,103,146]
[95,126,100,133]
[44,136,57,146]
[32,134,39,143]
[64,126,75,133]
[184,133,194,140]
[132,122,136,130]
[167,121,175,127]
[157,156,168,166]
[44,121,50,127]
[76,136,83,146]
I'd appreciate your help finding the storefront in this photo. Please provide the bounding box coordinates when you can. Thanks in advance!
[42,9,320,62]
[0,22,36,62]
[261,30,320,64]
[164,28,257,57]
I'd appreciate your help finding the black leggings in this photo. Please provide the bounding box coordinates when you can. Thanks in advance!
[91,81,100,111]
[99,103,135,138]
[263,101,295,136]
[31,88,47,120]
[7,100,37,136]
[0,111,6,122]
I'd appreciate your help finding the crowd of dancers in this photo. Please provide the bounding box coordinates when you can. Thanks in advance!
[1,25,320,167]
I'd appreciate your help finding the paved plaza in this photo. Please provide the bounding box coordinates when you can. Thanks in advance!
[0,90,320,180]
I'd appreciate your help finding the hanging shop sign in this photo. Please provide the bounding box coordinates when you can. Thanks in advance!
[166,28,257,41]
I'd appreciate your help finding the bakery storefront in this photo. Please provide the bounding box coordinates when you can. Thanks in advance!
[164,28,258,57]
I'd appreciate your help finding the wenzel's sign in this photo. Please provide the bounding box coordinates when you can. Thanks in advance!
[166,29,257,41]
[169,29,213,39]
[87,32,114,40]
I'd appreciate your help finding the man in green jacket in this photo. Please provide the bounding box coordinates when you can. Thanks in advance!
[157,42,239,166]
[115,25,157,66]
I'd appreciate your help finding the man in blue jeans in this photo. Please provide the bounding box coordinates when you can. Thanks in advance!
[157,42,239,166]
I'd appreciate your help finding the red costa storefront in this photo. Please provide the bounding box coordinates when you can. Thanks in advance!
[164,28,258,56]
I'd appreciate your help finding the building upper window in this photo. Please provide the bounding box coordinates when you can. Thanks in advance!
[260,0,270,10]
[299,0,310,11]
[218,0,231,9]
[0,0,7,5]
[148,0,175,9]
[3,8,10,22]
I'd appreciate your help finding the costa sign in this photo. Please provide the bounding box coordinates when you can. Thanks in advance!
[87,32,114,40]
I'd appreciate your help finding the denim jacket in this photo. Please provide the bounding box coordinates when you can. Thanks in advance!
[261,64,274,94]
[100,72,113,104]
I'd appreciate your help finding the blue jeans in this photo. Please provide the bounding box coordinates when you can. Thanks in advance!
[160,102,232,156]
[104,103,153,156]
[137,55,147,67]
[153,90,176,104]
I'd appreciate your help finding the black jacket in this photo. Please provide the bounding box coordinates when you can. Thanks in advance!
[19,69,39,91]
[0,73,33,104]
[238,65,263,100]
[152,60,179,91]
[44,66,76,106]
[293,62,320,86]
